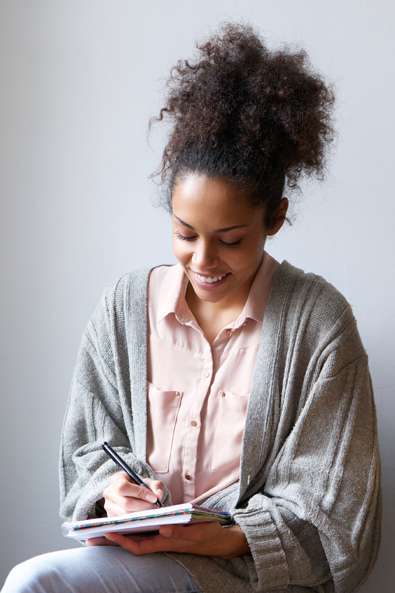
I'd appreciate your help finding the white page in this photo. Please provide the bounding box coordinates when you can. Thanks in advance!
[64,513,194,540]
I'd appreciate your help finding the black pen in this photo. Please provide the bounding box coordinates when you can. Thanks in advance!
[102,442,163,507]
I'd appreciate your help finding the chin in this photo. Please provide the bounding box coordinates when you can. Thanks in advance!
[191,282,233,303]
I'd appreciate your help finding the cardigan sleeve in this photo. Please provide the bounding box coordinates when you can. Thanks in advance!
[230,313,381,592]
[59,278,172,522]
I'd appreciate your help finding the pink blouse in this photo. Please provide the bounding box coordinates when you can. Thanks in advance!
[146,252,279,504]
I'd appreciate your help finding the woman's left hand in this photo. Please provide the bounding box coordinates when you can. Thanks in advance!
[86,522,249,559]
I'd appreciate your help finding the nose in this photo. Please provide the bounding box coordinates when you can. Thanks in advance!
[192,240,219,268]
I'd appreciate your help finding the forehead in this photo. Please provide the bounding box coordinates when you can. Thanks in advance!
[172,173,260,226]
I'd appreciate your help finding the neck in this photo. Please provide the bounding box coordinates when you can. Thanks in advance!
[186,285,247,344]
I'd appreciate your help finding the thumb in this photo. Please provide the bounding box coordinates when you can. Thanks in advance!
[159,525,176,538]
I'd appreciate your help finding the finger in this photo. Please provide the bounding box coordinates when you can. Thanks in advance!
[85,537,118,547]
[159,523,207,540]
[104,497,159,518]
[142,478,164,502]
[103,477,160,516]
[105,532,171,555]
[158,525,178,538]
[105,491,159,512]
[113,477,159,505]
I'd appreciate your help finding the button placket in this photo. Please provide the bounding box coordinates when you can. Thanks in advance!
[182,348,212,499]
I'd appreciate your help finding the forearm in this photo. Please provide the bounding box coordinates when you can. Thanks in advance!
[232,498,330,589]
[98,521,250,559]
[60,373,172,521]
[215,525,250,559]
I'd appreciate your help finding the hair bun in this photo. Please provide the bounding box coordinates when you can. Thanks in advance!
[152,23,335,214]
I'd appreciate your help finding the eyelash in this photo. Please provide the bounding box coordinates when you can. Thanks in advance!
[174,232,242,247]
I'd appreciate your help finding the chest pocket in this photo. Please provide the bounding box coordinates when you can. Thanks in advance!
[146,381,183,473]
[210,389,249,473]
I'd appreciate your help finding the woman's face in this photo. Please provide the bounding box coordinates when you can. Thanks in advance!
[172,173,273,309]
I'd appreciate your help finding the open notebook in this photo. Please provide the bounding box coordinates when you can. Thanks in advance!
[62,503,232,541]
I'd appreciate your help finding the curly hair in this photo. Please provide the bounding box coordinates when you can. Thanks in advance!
[151,23,335,225]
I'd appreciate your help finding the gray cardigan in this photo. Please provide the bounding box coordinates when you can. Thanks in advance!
[60,261,381,593]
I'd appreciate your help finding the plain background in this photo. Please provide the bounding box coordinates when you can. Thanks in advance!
[0,0,394,589]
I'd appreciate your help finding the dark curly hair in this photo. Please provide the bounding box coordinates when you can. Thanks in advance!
[151,23,335,226]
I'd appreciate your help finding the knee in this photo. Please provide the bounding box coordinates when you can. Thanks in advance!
[2,554,61,593]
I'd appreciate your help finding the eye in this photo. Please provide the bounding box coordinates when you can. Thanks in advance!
[219,239,242,247]
[174,231,196,242]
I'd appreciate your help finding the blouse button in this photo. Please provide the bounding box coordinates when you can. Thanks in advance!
[191,420,197,427]
[221,391,226,397]
[175,392,181,397]
[185,473,192,481]
[204,372,210,378]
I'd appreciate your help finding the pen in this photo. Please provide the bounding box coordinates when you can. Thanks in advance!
[102,442,163,507]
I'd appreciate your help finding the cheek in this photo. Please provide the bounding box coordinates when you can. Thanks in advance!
[172,239,190,264]
[232,242,266,272]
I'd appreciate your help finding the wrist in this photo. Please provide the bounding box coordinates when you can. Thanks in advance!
[221,525,250,558]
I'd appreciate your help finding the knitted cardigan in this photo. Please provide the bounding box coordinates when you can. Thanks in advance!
[59,261,381,593]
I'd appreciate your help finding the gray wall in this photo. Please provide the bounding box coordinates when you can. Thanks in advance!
[1,1,393,589]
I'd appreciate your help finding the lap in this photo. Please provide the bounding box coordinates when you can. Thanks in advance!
[1,546,203,593]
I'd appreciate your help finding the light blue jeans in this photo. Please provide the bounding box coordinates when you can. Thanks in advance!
[1,546,203,593]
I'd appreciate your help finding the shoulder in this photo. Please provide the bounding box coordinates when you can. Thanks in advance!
[274,260,352,327]
[81,266,173,358]
[86,266,172,336]
[271,261,367,366]
[100,265,173,311]
[104,267,152,302]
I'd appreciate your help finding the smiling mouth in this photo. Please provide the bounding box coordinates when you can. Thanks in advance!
[193,272,228,284]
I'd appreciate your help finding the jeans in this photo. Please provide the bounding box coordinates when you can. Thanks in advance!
[1,546,203,593]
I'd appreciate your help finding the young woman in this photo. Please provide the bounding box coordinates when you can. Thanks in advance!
[2,23,380,593]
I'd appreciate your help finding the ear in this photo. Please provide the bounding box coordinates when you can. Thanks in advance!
[267,198,289,236]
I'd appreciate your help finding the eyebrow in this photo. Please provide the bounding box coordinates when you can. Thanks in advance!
[173,215,248,233]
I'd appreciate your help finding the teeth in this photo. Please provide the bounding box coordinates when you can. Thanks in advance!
[195,273,226,284]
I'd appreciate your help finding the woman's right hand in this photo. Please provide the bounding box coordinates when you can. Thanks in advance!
[102,472,164,517]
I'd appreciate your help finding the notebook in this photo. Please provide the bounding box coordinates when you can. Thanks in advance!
[62,503,232,541]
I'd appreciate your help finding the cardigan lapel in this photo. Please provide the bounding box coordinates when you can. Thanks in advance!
[124,268,151,461]
[237,261,301,503]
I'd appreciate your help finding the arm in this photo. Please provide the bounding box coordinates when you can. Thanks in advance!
[99,521,250,557]
[59,279,172,522]
[230,331,381,591]
[59,377,169,521]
